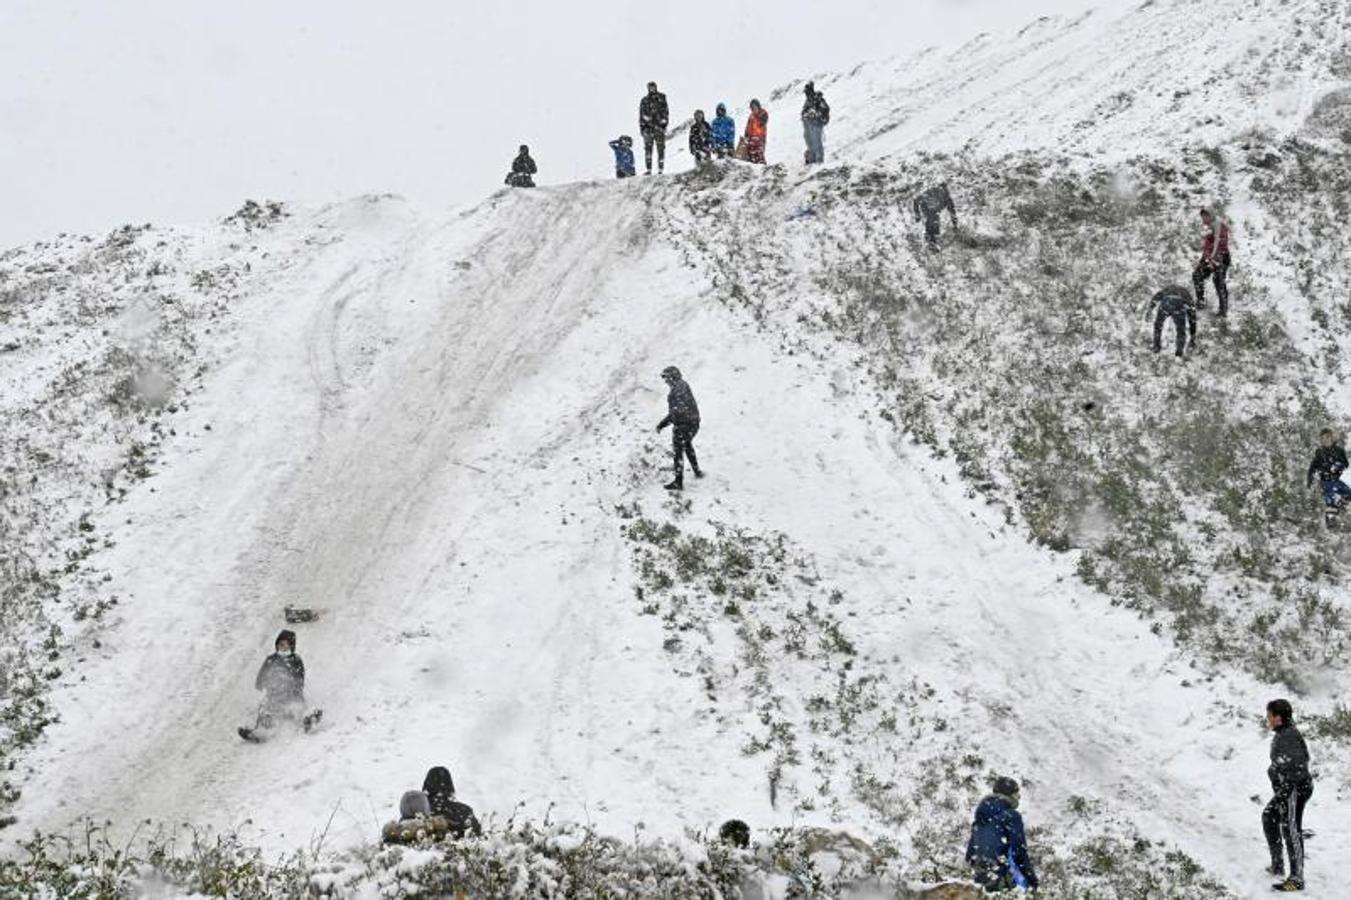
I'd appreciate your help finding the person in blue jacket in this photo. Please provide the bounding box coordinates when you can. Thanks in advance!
[609,136,636,179]
[966,776,1039,893]
[711,103,736,158]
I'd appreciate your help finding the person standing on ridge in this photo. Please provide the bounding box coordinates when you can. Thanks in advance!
[801,81,830,164]
[505,145,537,188]
[712,103,736,158]
[1147,284,1197,359]
[1193,208,1232,316]
[1307,427,1351,518]
[609,136,636,179]
[966,776,1039,893]
[1264,699,1313,892]
[689,110,713,167]
[744,99,769,164]
[655,366,701,491]
[912,183,958,249]
[639,81,669,175]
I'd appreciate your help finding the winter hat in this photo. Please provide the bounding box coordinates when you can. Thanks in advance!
[992,776,1020,800]
[661,365,682,381]
[400,790,432,820]
[719,819,750,849]
[423,766,456,798]
[275,629,297,651]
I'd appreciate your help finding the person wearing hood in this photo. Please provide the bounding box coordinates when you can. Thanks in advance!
[1264,699,1313,892]
[656,366,701,491]
[1147,284,1197,359]
[689,110,713,167]
[609,135,636,179]
[506,145,537,188]
[711,104,736,158]
[254,629,305,721]
[744,99,769,164]
[965,776,1039,893]
[381,790,451,845]
[422,766,483,839]
[801,82,831,164]
[913,183,958,249]
[639,81,670,175]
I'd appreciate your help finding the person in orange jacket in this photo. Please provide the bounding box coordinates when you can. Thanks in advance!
[744,99,769,164]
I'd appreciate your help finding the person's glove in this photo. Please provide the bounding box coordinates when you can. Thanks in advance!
[656,421,667,432]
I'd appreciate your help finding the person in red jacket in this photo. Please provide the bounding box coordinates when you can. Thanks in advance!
[1192,209,1231,316]
[744,99,769,164]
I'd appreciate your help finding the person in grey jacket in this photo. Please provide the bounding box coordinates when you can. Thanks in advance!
[913,183,957,249]
[1147,284,1197,358]
[656,366,701,490]
[1264,699,1313,892]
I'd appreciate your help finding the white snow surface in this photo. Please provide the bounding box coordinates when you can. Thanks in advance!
[4,0,1349,896]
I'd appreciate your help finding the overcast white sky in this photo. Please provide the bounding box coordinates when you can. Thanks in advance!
[0,0,1098,248]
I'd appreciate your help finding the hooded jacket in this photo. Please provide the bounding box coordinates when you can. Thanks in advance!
[1307,444,1348,487]
[609,139,636,176]
[712,107,736,148]
[658,377,700,430]
[640,91,670,132]
[423,767,484,839]
[966,794,1038,890]
[745,107,768,141]
[1268,723,1313,797]
[689,119,713,155]
[512,152,537,176]
[256,630,305,701]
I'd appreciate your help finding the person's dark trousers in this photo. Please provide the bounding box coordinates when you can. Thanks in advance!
[1263,783,1313,881]
[924,213,940,248]
[1193,252,1231,315]
[1154,308,1194,357]
[642,128,666,173]
[672,422,700,484]
[971,864,1013,893]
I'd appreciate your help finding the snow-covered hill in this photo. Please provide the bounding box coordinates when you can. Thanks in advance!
[2,0,1349,896]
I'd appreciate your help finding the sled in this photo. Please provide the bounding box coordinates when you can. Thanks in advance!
[734,138,750,162]
[283,605,320,624]
[237,709,323,743]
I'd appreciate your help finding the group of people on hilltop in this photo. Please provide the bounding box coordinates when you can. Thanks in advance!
[509,80,832,185]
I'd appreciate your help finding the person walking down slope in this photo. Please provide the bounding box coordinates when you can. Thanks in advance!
[966,776,1039,894]
[912,183,958,250]
[506,145,537,188]
[1192,208,1232,316]
[689,110,714,167]
[1263,699,1314,892]
[744,99,769,164]
[639,81,670,175]
[422,766,483,839]
[1307,428,1351,515]
[801,81,831,164]
[656,366,701,491]
[711,103,736,158]
[609,136,637,179]
[1147,284,1197,359]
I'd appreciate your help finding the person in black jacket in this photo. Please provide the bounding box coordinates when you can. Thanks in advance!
[506,145,537,188]
[1307,428,1351,511]
[689,110,713,167]
[966,776,1039,893]
[242,630,311,738]
[913,183,957,249]
[1147,285,1197,358]
[422,766,483,839]
[656,365,701,491]
[801,82,830,164]
[1263,699,1313,892]
[639,82,669,175]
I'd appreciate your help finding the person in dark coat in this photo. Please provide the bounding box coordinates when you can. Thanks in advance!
[1264,699,1313,892]
[711,104,736,158]
[801,82,831,164]
[609,136,636,179]
[718,819,751,849]
[656,365,701,491]
[1307,428,1351,511]
[249,629,307,732]
[966,776,1039,893]
[639,82,670,175]
[913,183,957,249]
[689,110,713,167]
[422,766,483,839]
[1147,284,1197,358]
[1192,209,1232,316]
[506,145,537,188]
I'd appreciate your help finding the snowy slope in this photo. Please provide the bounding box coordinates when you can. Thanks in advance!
[3,0,1350,897]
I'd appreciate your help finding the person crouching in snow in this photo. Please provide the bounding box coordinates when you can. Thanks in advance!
[609,136,636,179]
[382,790,450,845]
[422,766,483,839]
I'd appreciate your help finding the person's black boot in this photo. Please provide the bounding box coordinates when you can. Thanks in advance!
[664,479,683,491]
[693,467,704,479]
